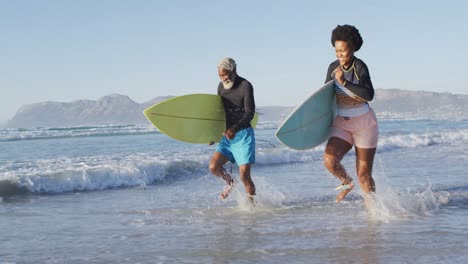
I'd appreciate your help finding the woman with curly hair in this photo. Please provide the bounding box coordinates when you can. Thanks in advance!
[323,25,378,205]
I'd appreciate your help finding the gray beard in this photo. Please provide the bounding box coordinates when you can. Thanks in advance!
[222,80,234,89]
[222,76,236,89]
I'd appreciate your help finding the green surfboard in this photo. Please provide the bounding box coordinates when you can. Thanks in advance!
[143,94,259,144]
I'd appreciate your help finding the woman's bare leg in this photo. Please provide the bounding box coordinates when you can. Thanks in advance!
[323,137,354,202]
[355,147,376,207]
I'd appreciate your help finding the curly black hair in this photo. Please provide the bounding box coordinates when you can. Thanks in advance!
[331,25,363,52]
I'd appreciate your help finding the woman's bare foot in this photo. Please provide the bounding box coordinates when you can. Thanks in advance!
[335,182,354,203]
[363,193,376,210]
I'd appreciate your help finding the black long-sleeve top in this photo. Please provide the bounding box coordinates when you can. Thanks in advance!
[325,57,374,103]
[217,76,255,132]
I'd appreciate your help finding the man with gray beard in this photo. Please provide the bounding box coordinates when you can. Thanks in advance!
[209,58,256,202]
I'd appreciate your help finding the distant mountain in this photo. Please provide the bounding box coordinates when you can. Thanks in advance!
[372,89,468,118]
[6,89,468,128]
[7,94,173,128]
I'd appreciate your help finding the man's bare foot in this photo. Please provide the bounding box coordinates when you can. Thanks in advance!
[247,195,255,205]
[335,182,354,203]
[220,183,233,200]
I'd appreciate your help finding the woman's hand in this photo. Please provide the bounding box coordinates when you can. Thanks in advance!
[333,66,346,86]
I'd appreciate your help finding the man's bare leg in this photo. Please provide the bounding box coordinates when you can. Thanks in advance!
[239,164,255,203]
[209,152,234,199]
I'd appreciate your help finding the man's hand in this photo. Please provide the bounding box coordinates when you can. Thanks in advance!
[224,129,236,140]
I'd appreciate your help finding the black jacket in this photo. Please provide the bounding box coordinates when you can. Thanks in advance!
[217,76,255,132]
[325,57,374,101]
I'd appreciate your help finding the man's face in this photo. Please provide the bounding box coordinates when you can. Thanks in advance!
[218,68,235,89]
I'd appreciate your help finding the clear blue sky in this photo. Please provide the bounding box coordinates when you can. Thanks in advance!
[1,0,467,123]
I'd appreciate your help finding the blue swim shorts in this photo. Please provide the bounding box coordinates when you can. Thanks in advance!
[216,127,255,165]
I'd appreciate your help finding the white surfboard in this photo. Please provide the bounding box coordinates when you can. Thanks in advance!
[275,81,337,150]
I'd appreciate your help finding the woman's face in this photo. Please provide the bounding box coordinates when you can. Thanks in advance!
[334,40,354,68]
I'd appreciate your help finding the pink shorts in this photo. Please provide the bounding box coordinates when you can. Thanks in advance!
[329,108,378,149]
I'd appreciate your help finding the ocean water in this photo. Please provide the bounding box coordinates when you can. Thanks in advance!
[1,116,467,263]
